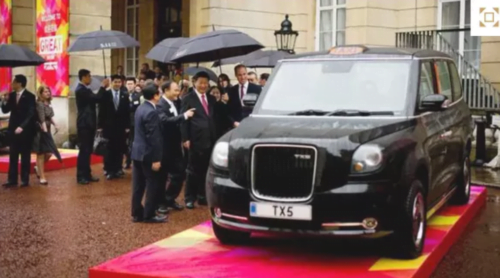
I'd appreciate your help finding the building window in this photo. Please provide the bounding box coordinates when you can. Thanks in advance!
[316,0,346,51]
[438,0,481,70]
[125,0,139,77]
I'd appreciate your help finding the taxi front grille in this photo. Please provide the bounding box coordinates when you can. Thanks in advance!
[251,145,317,201]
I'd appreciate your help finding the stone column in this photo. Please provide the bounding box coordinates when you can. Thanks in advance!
[137,0,155,69]
[480,37,500,91]
[11,0,35,92]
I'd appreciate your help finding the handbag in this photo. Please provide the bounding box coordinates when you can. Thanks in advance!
[93,131,108,156]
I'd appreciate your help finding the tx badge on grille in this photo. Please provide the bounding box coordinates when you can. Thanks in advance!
[294,154,311,159]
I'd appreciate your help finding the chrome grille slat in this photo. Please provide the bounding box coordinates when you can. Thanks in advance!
[251,144,318,202]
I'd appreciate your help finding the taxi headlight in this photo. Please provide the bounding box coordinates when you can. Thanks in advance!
[212,142,229,168]
[351,144,383,173]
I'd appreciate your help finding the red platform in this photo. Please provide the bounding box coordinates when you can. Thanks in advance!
[0,149,102,173]
[89,186,487,278]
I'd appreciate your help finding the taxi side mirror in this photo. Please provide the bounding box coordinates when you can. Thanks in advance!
[243,93,259,107]
[420,94,448,112]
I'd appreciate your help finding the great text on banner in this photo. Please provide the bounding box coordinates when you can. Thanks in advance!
[0,0,12,93]
[36,0,69,97]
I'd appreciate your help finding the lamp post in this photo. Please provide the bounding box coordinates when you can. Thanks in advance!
[274,14,299,54]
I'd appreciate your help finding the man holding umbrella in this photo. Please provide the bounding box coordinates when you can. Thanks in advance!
[1,75,36,188]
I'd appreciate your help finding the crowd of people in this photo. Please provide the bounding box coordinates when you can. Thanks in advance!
[0,62,269,224]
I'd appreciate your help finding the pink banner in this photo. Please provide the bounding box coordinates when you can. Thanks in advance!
[36,0,69,97]
[0,0,12,93]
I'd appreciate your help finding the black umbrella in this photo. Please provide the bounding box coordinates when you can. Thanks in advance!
[242,50,292,68]
[146,37,188,63]
[41,132,62,163]
[70,75,104,92]
[171,29,264,64]
[185,67,218,83]
[68,26,139,76]
[212,49,264,67]
[0,44,46,68]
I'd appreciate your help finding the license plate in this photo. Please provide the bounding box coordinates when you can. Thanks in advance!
[249,202,312,220]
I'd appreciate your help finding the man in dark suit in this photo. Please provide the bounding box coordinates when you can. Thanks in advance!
[227,65,262,128]
[125,77,141,169]
[181,72,218,209]
[75,69,106,185]
[98,74,130,180]
[157,81,195,213]
[1,75,36,187]
[131,84,165,223]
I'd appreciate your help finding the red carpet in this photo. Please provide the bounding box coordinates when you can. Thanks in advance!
[89,186,487,278]
[0,149,102,173]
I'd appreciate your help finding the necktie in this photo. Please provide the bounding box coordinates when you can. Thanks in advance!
[240,84,244,100]
[201,94,209,115]
[114,91,119,109]
[16,93,21,104]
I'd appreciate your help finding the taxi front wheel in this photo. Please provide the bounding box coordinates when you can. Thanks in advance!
[212,220,251,245]
[391,180,427,259]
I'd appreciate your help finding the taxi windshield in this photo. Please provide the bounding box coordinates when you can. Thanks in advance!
[257,59,411,115]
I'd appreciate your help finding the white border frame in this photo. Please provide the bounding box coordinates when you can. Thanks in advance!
[315,0,346,51]
[125,0,139,77]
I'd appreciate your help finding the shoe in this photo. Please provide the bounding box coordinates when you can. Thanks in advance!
[40,180,48,186]
[144,215,168,223]
[117,170,125,177]
[106,174,116,180]
[157,206,170,214]
[89,176,99,182]
[2,182,17,188]
[34,166,40,179]
[186,201,195,209]
[20,183,29,187]
[132,216,143,223]
[168,202,184,211]
[77,179,90,185]
[198,198,208,206]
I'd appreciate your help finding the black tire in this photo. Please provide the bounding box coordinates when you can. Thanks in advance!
[451,156,471,205]
[212,220,251,245]
[392,179,427,259]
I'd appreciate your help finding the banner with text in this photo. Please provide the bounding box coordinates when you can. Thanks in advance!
[36,0,69,97]
[0,0,12,92]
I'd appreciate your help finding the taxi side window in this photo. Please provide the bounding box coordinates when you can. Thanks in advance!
[418,62,435,102]
[447,62,463,101]
[434,60,453,100]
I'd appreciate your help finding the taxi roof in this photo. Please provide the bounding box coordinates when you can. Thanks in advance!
[285,46,452,61]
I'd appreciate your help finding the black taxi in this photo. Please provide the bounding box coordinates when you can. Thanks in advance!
[206,46,473,259]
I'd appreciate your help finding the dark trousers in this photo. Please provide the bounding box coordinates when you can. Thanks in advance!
[159,155,185,205]
[185,148,211,203]
[8,133,34,184]
[104,131,126,174]
[125,127,134,167]
[131,160,161,219]
[77,128,95,180]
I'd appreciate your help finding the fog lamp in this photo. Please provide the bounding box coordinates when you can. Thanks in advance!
[362,218,378,230]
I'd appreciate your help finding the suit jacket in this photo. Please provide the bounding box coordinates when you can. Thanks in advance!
[227,82,262,124]
[98,87,130,138]
[131,101,162,163]
[1,89,36,136]
[157,97,185,161]
[129,91,141,127]
[180,91,217,151]
[75,83,104,130]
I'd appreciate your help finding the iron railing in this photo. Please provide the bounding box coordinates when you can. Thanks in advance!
[396,29,500,114]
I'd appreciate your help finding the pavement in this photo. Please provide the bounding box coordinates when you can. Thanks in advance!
[0,165,499,278]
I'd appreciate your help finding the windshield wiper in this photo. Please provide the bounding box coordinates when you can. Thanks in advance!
[325,110,394,116]
[288,109,330,116]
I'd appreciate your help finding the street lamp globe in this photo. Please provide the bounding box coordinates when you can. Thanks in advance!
[274,14,299,54]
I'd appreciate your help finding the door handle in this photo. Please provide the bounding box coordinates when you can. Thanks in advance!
[440,130,452,138]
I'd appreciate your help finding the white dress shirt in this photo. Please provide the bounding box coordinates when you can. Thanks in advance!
[3,89,24,105]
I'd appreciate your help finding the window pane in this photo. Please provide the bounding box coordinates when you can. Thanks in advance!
[320,0,333,7]
[419,62,435,102]
[448,62,463,101]
[127,0,134,6]
[337,0,346,5]
[336,31,345,46]
[135,23,139,39]
[127,8,134,24]
[135,59,139,77]
[319,10,333,32]
[126,48,133,59]
[464,50,481,69]
[126,60,134,76]
[336,8,346,30]
[436,61,453,99]
[441,2,460,28]
[320,32,333,51]
[465,0,471,26]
